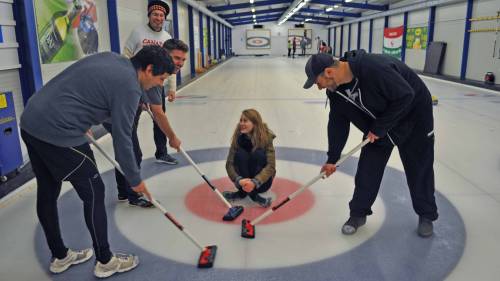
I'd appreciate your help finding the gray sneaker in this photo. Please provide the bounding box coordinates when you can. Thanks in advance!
[341,216,367,235]
[417,217,434,237]
[94,253,139,278]
[155,154,178,165]
[49,248,94,274]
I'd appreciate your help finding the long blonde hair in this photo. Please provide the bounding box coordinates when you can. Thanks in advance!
[231,109,272,150]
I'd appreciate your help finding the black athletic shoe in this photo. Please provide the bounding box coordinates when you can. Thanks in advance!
[417,216,433,237]
[341,216,367,235]
[155,154,178,165]
[128,198,154,208]
[117,195,128,202]
[249,193,272,208]
[222,190,246,202]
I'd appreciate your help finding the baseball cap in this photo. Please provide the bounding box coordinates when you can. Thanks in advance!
[303,53,335,89]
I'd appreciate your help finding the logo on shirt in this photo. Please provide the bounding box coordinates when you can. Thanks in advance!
[142,39,163,46]
[345,88,359,101]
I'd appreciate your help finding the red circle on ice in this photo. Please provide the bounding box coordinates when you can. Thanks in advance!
[185,177,315,224]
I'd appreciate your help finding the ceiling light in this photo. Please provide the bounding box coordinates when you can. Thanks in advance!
[251,8,255,12]
[253,14,256,18]
[249,0,254,4]
[305,18,312,22]
[345,0,352,2]
[326,7,333,12]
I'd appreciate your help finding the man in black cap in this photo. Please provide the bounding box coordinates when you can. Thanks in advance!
[303,50,438,238]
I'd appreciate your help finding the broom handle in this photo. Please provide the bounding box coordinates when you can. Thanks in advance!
[87,133,205,251]
[86,134,124,175]
[178,147,233,209]
[145,106,233,209]
[150,198,205,251]
[251,138,370,226]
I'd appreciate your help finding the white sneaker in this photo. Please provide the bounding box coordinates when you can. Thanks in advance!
[49,248,94,274]
[94,253,139,278]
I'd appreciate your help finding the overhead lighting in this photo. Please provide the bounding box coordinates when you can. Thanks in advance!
[326,7,333,12]
[345,0,352,2]
[253,14,256,18]
[251,8,255,13]
[305,18,312,22]
[334,4,339,8]
[249,0,254,3]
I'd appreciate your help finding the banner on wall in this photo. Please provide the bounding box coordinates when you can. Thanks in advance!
[35,0,99,64]
[406,26,428,50]
[383,26,403,58]
[288,29,313,49]
[246,29,271,49]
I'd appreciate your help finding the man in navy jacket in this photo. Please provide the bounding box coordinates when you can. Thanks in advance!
[303,50,438,237]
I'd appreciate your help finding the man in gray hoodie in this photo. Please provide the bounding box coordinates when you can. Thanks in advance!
[20,45,175,278]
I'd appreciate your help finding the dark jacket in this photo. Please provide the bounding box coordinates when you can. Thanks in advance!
[226,130,276,187]
[326,49,433,164]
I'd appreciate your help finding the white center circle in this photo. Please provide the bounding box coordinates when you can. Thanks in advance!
[114,160,386,269]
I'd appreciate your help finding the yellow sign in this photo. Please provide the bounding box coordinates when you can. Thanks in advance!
[0,93,7,109]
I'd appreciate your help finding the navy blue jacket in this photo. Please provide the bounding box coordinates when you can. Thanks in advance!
[326,49,433,164]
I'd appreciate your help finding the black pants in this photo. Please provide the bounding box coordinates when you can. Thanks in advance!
[234,148,273,194]
[292,48,296,58]
[301,48,306,56]
[288,48,291,57]
[21,130,112,263]
[102,107,142,201]
[349,116,438,221]
[153,92,169,158]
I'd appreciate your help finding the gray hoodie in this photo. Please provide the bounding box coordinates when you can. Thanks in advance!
[20,52,144,186]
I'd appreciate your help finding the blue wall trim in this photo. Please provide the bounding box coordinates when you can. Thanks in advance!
[428,6,436,45]
[13,0,43,104]
[207,17,211,61]
[339,25,343,56]
[357,21,361,50]
[107,0,120,53]
[384,16,388,28]
[188,5,195,78]
[369,19,373,53]
[213,19,217,59]
[0,26,3,43]
[327,28,331,47]
[217,22,221,59]
[333,27,337,56]
[401,12,408,62]
[199,11,205,68]
[347,23,351,51]
[171,0,181,85]
[460,0,473,80]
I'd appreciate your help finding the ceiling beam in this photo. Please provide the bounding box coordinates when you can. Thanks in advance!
[209,0,292,12]
[232,18,280,25]
[219,7,288,19]
[309,0,388,11]
[228,14,281,23]
[300,7,360,18]
[293,13,343,22]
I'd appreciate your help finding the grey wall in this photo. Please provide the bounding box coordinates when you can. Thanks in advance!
[434,1,467,78]
[327,0,499,84]
[360,21,370,51]
[467,0,500,82]
[372,18,385,54]
[406,9,429,71]
[335,26,341,56]
[342,24,349,53]
[350,23,359,51]
[231,22,327,56]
